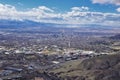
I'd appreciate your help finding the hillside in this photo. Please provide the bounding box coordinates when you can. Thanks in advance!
[49,54,120,80]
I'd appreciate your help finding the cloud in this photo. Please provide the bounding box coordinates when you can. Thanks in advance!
[92,0,120,6]
[71,6,89,11]
[33,6,54,12]
[91,0,120,13]
[62,10,120,26]
[0,3,120,27]
[0,4,59,22]
[116,7,120,12]
[0,4,19,20]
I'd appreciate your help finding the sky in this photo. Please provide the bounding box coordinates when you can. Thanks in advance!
[0,0,120,27]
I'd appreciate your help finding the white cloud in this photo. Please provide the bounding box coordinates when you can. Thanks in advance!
[0,4,59,22]
[33,6,54,12]
[71,6,89,11]
[91,0,120,14]
[0,4,20,20]
[92,0,120,6]
[62,7,120,26]
[116,7,120,12]
[0,3,120,27]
